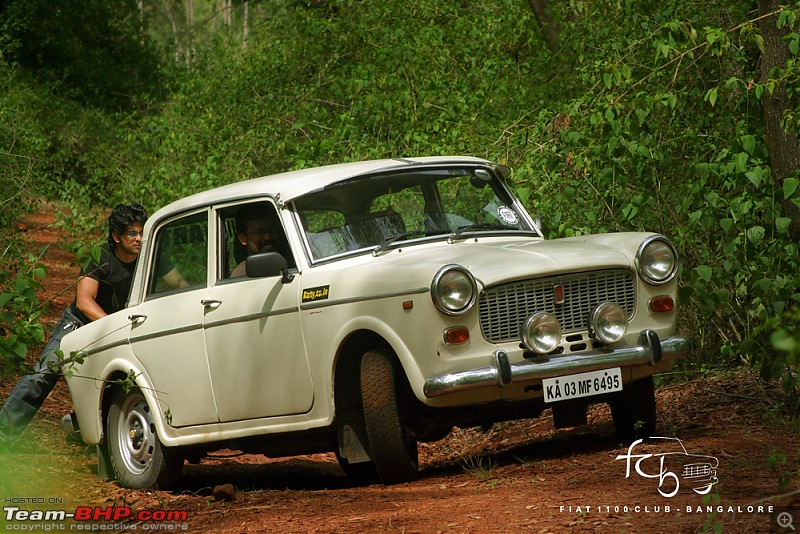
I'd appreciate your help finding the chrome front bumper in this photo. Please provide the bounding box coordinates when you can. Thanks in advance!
[423,330,689,398]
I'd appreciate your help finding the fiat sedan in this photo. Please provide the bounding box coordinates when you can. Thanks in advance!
[61,156,689,489]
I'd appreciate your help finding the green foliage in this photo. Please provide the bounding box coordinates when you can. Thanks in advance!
[0,251,46,377]
[0,55,49,376]
[115,369,140,394]
[98,0,541,206]
[55,348,88,380]
[497,1,800,397]
[768,450,800,492]
[700,491,724,533]
[0,0,165,109]
[2,0,800,408]
[761,304,800,398]
[460,454,499,481]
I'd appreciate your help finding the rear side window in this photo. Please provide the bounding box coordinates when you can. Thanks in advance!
[147,212,208,295]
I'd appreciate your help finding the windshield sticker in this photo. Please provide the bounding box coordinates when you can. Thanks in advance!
[497,206,519,225]
[303,285,330,303]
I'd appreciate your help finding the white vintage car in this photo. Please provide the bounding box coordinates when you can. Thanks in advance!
[61,156,689,489]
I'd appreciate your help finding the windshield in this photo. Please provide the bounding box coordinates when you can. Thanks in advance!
[293,165,536,261]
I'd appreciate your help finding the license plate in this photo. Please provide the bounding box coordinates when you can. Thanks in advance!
[542,368,622,403]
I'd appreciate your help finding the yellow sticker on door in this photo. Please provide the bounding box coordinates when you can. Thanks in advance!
[302,285,330,302]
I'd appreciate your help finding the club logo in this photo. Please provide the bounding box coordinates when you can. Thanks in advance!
[615,437,719,498]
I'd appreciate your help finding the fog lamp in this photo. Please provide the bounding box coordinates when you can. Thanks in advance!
[590,302,628,344]
[520,312,561,354]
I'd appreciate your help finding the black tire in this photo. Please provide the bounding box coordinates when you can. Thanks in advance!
[360,349,419,484]
[609,376,657,440]
[107,388,182,490]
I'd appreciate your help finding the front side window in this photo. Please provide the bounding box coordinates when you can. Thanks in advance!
[293,166,534,261]
[147,211,208,296]
[217,200,295,280]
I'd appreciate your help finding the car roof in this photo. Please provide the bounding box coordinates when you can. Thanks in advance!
[149,156,496,222]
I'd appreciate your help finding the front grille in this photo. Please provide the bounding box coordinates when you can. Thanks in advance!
[479,269,636,343]
[683,464,712,478]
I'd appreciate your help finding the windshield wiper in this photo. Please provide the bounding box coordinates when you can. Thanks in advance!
[372,229,450,255]
[447,222,509,243]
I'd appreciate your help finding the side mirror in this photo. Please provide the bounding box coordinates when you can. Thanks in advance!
[245,252,294,283]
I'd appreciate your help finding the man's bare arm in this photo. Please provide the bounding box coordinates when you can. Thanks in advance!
[161,267,190,289]
[75,276,106,322]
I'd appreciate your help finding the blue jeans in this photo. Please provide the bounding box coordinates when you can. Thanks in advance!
[0,306,83,442]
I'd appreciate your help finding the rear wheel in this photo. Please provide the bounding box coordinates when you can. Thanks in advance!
[107,388,182,489]
[360,349,419,484]
[609,376,657,440]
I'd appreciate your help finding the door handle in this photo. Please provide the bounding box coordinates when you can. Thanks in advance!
[128,314,147,324]
[201,299,222,307]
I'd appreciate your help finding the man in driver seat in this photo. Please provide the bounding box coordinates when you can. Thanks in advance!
[230,204,287,278]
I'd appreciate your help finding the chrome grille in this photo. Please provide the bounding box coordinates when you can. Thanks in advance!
[479,270,636,343]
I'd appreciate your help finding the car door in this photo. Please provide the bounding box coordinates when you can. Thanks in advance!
[202,200,313,423]
[128,209,218,427]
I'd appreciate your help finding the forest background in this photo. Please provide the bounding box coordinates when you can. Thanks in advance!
[1,0,799,420]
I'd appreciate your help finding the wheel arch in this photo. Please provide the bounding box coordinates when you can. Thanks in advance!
[90,363,167,445]
[330,317,426,413]
[100,370,135,434]
[333,330,392,423]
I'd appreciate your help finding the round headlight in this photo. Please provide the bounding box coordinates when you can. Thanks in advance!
[590,302,628,344]
[636,236,678,285]
[431,265,477,315]
[520,312,562,354]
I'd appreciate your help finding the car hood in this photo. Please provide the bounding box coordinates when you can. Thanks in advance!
[363,232,655,287]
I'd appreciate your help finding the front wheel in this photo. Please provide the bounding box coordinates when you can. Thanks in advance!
[107,388,182,489]
[609,376,657,440]
[360,349,419,484]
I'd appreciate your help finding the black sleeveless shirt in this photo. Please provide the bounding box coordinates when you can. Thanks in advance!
[69,243,136,323]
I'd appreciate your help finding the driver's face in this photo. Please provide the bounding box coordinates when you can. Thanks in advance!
[239,218,279,256]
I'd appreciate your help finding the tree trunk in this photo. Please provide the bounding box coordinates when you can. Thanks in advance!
[185,0,194,69]
[162,0,182,64]
[137,0,145,44]
[243,1,249,48]
[527,0,559,51]
[758,0,800,241]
